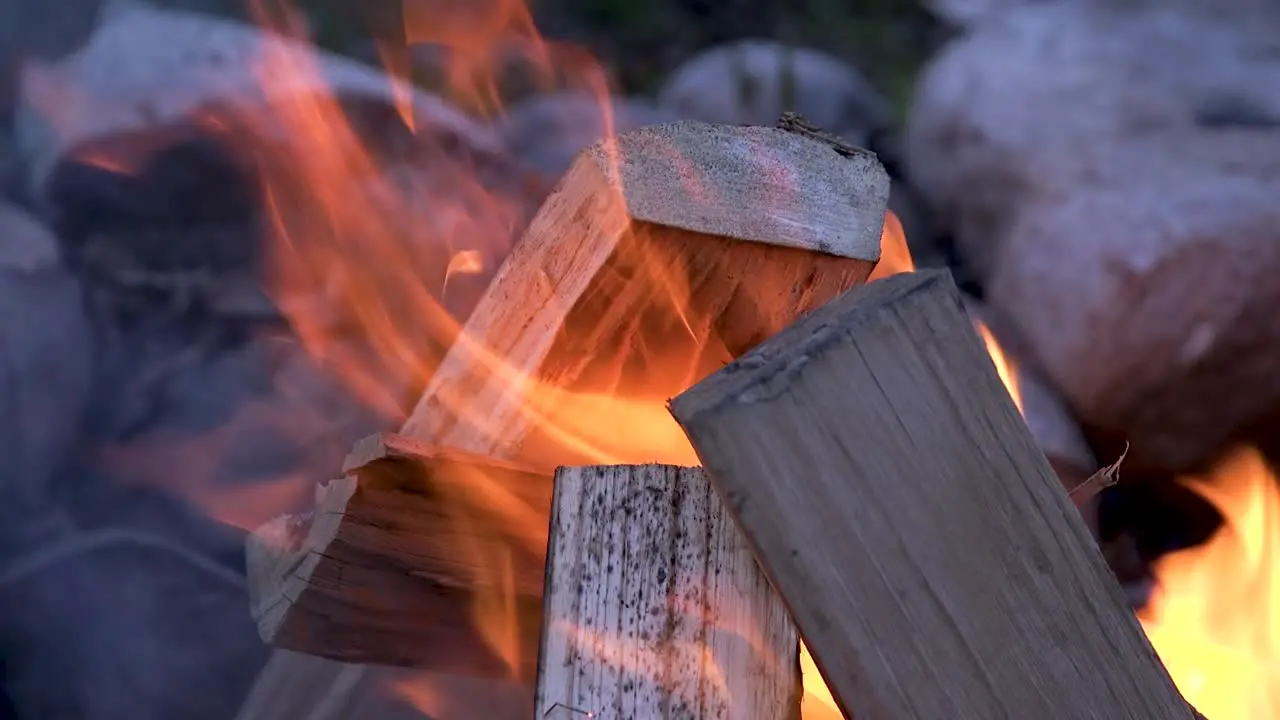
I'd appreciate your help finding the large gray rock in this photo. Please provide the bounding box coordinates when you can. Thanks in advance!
[922,0,1032,30]
[13,3,504,199]
[987,139,1280,472]
[905,0,1280,279]
[922,0,1280,31]
[0,324,393,719]
[910,0,1280,473]
[498,92,683,178]
[0,202,92,517]
[0,0,103,128]
[0,516,267,720]
[658,40,891,146]
[86,328,394,526]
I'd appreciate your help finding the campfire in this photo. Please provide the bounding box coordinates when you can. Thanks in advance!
[1139,446,1280,719]
[27,1,1279,718]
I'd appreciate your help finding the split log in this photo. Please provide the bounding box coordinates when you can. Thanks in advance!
[246,432,551,679]
[238,118,888,720]
[401,118,889,468]
[535,464,798,719]
[669,270,1196,720]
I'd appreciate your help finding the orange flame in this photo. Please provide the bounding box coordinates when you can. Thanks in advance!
[32,0,1209,713]
[977,321,1023,414]
[1139,445,1280,719]
[401,0,552,116]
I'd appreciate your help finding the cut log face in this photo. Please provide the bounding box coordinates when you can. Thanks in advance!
[669,270,1195,720]
[247,432,552,680]
[403,119,888,468]
[239,118,889,720]
[536,464,799,720]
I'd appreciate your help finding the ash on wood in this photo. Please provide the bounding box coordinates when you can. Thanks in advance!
[535,464,799,719]
[669,270,1196,720]
[401,119,888,468]
[246,432,552,680]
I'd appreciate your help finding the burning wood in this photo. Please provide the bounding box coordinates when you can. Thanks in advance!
[400,118,888,467]
[239,117,889,720]
[535,464,798,719]
[246,432,551,679]
[669,270,1197,719]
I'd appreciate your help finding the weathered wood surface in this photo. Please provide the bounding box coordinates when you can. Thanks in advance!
[535,464,799,719]
[238,119,888,720]
[669,270,1195,720]
[246,432,551,678]
[400,119,887,468]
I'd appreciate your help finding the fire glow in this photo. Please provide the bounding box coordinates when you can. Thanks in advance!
[35,0,1280,716]
[1139,446,1280,719]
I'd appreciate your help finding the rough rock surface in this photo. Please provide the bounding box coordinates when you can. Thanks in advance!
[0,202,93,515]
[498,92,684,178]
[988,152,1280,473]
[0,508,266,720]
[12,3,506,200]
[905,0,1280,279]
[658,39,891,146]
[0,314,394,719]
[907,0,1280,473]
[922,0,1031,29]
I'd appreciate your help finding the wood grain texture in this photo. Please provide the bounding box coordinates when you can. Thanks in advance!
[246,432,551,678]
[582,120,888,258]
[400,120,886,467]
[239,120,888,720]
[669,270,1195,720]
[535,464,799,720]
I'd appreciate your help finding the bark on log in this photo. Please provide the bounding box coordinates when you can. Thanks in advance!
[669,269,1196,720]
[246,432,551,678]
[238,119,888,720]
[535,464,799,719]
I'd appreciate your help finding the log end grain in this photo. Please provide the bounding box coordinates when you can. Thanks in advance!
[246,478,356,645]
[581,120,890,262]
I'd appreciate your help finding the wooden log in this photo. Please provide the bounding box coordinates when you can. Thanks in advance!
[401,118,888,469]
[535,464,799,719]
[668,269,1196,720]
[238,118,888,720]
[246,432,551,679]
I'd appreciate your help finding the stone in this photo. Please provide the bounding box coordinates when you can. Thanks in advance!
[498,91,683,178]
[0,320,393,718]
[0,0,103,128]
[0,512,268,720]
[905,0,1280,280]
[987,145,1280,473]
[85,327,395,530]
[922,0,1030,29]
[12,3,506,200]
[0,202,93,517]
[658,39,891,146]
